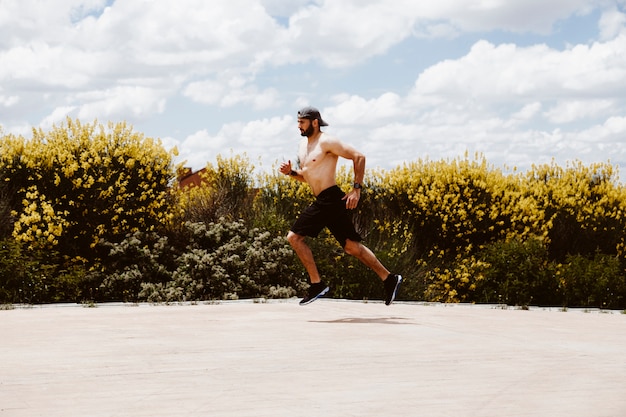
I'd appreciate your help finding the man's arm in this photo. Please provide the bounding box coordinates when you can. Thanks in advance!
[278,160,306,182]
[323,137,366,209]
[324,137,366,186]
[351,152,366,186]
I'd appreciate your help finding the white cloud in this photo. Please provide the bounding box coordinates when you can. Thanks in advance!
[259,0,313,18]
[175,115,294,170]
[0,0,615,106]
[0,42,95,88]
[37,86,168,128]
[285,2,416,68]
[511,102,542,124]
[412,34,626,102]
[221,86,282,110]
[183,80,227,106]
[2,0,626,177]
[40,106,77,130]
[176,129,229,169]
[75,86,168,120]
[441,0,597,33]
[576,115,626,141]
[327,93,405,126]
[0,0,612,94]
[0,94,19,107]
[184,77,282,109]
[544,100,615,123]
[599,7,626,40]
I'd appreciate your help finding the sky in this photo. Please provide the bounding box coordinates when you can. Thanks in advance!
[1,0,626,179]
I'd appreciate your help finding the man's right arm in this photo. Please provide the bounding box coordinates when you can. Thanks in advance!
[279,160,305,182]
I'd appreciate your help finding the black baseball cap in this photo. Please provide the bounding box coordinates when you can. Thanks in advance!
[297,106,329,126]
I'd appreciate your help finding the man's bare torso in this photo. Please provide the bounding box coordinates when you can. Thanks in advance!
[297,133,339,196]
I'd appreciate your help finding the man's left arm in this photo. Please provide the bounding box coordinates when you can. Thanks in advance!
[352,152,366,186]
[325,138,366,209]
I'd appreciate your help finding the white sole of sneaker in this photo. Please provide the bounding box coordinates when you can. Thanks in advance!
[299,286,330,306]
[386,275,402,305]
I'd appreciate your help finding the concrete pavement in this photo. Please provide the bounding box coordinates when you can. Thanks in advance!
[1,300,625,417]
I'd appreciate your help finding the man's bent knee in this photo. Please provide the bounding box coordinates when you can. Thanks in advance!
[287,231,305,246]
[344,239,362,257]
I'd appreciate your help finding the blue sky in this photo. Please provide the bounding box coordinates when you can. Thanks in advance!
[1,0,626,178]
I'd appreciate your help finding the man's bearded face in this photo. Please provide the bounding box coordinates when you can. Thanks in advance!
[300,122,315,137]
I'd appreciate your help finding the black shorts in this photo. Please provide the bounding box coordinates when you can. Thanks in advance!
[290,185,362,247]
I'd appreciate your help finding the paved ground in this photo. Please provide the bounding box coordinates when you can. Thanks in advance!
[0,300,624,417]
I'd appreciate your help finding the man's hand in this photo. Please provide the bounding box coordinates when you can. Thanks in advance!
[342,189,361,210]
[279,160,293,176]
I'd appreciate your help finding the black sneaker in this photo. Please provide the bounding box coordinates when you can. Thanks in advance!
[384,274,402,305]
[299,282,330,306]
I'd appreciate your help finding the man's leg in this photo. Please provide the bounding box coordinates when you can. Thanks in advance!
[343,239,390,280]
[344,239,402,305]
[287,231,330,305]
[286,231,322,283]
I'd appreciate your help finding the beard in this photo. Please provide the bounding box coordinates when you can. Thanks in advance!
[300,124,314,137]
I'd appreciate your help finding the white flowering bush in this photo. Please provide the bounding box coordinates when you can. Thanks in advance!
[95,219,305,302]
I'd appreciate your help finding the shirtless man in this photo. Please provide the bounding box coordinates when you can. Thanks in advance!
[279,106,402,305]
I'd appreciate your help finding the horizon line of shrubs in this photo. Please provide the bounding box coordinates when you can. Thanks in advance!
[1,119,625,309]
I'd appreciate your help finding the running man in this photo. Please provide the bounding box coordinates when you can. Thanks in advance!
[279,106,402,305]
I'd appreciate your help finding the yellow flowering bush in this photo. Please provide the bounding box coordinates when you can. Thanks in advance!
[0,118,176,259]
[523,161,626,259]
[174,153,256,225]
[254,161,314,232]
[358,155,506,299]
[422,254,489,303]
[250,153,625,306]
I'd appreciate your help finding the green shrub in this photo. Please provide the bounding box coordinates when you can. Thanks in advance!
[0,238,87,303]
[0,178,16,239]
[558,253,626,309]
[475,237,560,306]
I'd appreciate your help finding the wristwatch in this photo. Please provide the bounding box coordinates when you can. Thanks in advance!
[353,182,363,189]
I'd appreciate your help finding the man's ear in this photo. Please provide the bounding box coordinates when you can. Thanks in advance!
[312,119,319,129]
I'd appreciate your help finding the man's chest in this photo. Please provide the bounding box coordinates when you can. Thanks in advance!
[299,143,327,167]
